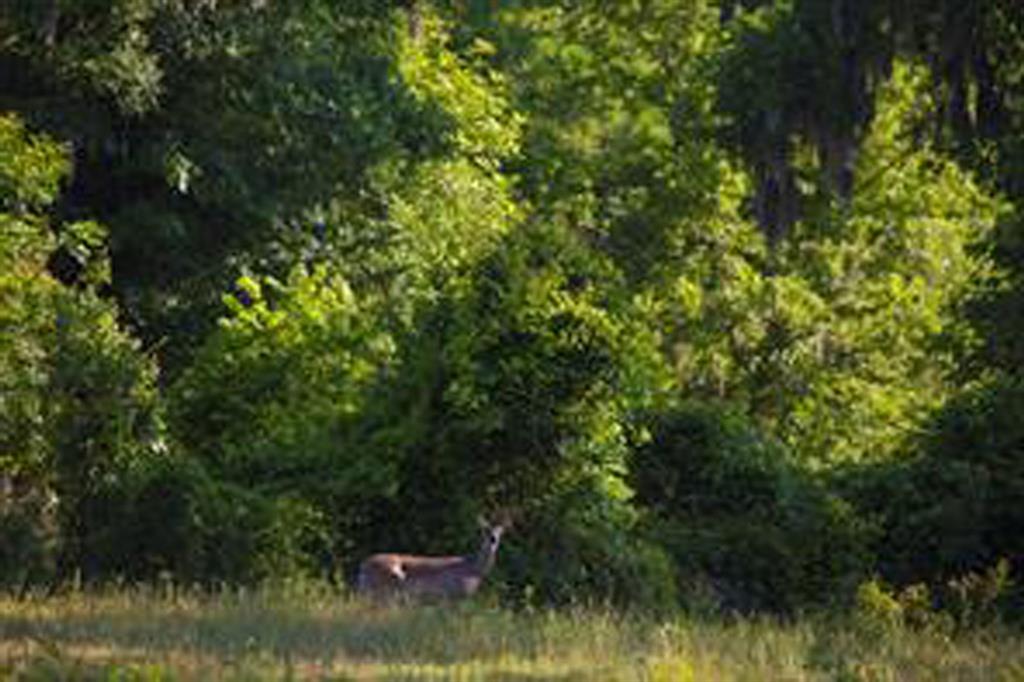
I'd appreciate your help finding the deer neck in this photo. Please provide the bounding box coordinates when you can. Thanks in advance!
[472,540,500,576]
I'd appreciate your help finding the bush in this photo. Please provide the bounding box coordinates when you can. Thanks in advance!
[497,482,678,614]
[842,377,1024,620]
[47,292,166,580]
[0,482,58,593]
[168,266,397,580]
[945,559,1014,629]
[920,378,1024,580]
[632,402,875,614]
[81,451,335,585]
[852,562,1014,635]
[185,478,332,584]
[853,578,953,636]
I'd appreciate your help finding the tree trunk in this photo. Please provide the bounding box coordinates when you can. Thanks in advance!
[41,0,60,48]
[407,0,423,41]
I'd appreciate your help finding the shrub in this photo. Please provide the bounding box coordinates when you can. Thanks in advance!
[83,451,336,585]
[842,376,1024,619]
[632,402,875,614]
[852,578,955,636]
[498,482,678,614]
[168,266,396,580]
[46,291,165,580]
[0,483,58,593]
[945,559,1014,629]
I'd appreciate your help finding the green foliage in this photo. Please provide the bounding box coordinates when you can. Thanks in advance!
[0,483,58,593]
[844,376,1024,617]
[492,0,725,285]
[344,220,675,606]
[0,116,66,591]
[1,1,523,378]
[47,289,165,576]
[853,578,905,633]
[853,560,1015,636]
[0,113,165,588]
[172,268,392,481]
[853,578,954,637]
[316,7,521,318]
[158,7,527,580]
[502,499,678,614]
[437,222,663,503]
[1,0,165,116]
[1,0,1023,619]
[632,402,874,613]
[774,62,1002,461]
[82,451,331,584]
[168,266,395,578]
[713,0,1021,241]
[968,207,1024,378]
[0,116,69,210]
[946,559,1015,630]
[396,9,521,167]
[715,1,889,154]
[667,61,1003,464]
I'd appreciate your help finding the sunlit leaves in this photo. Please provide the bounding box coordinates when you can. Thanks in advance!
[438,222,669,507]
[0,118,67,480]
[171,265,396,494]
[396,9,521,167]
[0,116,69,212]
[669,60,1004,464]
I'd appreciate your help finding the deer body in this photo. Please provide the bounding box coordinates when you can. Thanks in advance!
[357,523,504,601]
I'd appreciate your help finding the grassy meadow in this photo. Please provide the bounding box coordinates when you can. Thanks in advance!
[1,585,1022,681]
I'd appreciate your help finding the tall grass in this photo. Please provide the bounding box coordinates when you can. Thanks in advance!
[0,583,1021,680]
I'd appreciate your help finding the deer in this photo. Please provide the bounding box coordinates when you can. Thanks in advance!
[356,516,508,602]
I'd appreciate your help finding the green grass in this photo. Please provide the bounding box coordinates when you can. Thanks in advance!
[0,585,1021,680]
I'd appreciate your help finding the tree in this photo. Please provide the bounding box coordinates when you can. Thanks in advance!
[468,0,723,286]
[0,114,164,586]
[667,62,1003,463]
[369,219,675,607]
[1,1,512,376]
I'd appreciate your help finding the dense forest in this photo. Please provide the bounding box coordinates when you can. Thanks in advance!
[1,0,1022,621]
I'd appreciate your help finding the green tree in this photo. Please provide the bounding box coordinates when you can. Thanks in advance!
[166,266,394,580]
[163,5,525,580]
[843,376,1024,617]
[0,114,164,586]
[369,219,675,608]
[666,62,1003,463]
[714,0,1023,241]
[469,0,723,286]
[1,1,511,376]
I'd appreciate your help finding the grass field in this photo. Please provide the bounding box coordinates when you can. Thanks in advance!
[1,584,1022,680]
